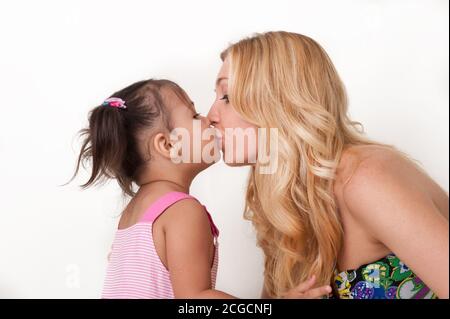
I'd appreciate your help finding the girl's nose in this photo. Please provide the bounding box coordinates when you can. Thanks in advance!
[201,115,212,126]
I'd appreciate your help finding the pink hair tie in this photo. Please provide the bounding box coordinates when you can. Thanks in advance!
[102,97,127,109]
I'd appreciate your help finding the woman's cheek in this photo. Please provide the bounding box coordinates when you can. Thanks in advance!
[221,126,258,165]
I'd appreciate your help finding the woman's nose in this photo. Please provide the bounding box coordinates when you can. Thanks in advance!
[207,104,219,127]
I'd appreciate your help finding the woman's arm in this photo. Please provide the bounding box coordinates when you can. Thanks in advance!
[342,152,449,298]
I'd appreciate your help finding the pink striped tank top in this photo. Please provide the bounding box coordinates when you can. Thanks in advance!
[101,192,219,299]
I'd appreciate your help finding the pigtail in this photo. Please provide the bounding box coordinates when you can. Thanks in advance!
[74,104,134,195]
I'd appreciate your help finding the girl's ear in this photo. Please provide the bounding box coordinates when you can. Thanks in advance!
[152,132,173,159]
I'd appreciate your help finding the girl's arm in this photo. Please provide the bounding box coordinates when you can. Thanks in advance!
[342,152,449,298]
[164,199,332,299]
[164,199,236,298]
[261,276,331,299]
[261,280,270,299]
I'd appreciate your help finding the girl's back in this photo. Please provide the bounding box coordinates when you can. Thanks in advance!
[102,191,219,299]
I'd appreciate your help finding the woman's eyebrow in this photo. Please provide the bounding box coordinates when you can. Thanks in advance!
[215,77,228,87]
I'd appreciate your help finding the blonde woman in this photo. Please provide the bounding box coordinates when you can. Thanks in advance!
[207,31,449,299]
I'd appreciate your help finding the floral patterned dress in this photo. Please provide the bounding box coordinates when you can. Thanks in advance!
[334,254,438,299]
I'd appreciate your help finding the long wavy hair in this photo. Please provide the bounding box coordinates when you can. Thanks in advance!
[222,31,383,297]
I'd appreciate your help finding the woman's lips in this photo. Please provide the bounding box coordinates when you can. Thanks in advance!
[215,135,223,151]
[214,130,224,152]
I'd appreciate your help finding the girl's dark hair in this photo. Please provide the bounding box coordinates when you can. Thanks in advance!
[72,79,191,196]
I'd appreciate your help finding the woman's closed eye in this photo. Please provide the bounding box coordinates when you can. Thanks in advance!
[220,94,229,104]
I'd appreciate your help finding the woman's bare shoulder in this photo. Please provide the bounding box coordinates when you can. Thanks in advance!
[334,144,401,190]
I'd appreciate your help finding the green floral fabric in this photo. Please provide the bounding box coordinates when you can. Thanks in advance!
[334,254,438,299]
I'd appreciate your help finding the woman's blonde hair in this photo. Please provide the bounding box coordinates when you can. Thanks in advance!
[222,31,382,297]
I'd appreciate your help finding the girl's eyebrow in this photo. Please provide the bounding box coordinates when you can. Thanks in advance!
[187,101,196,112]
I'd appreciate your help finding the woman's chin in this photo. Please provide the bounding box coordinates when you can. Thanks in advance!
[223,156,255,167]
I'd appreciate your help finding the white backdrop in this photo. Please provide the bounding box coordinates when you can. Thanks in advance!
[0,0,448,298]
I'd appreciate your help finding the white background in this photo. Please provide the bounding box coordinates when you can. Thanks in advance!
[0,0,448,298]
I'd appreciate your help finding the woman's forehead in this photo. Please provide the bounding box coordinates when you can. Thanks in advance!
[217,57,230,80]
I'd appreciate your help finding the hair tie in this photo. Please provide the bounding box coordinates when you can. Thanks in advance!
[102,97,127,109]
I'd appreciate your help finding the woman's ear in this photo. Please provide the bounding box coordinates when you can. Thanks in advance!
[152,132,173,159]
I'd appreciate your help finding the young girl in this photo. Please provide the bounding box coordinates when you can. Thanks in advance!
[72,79,230,298]
[73,79,332,299]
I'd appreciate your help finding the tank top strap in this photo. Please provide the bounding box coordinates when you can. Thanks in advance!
[203,206,220,238]
[140,192,194,223]
[140,192,219,238]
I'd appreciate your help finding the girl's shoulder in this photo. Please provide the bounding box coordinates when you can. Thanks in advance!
[158,196,218,241]
[118,188,202,229]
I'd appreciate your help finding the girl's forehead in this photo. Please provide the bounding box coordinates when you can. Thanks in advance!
[162,86,194,112]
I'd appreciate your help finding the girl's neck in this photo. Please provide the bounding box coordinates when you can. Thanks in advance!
[137,169,194,194]
[140,179,190,194]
